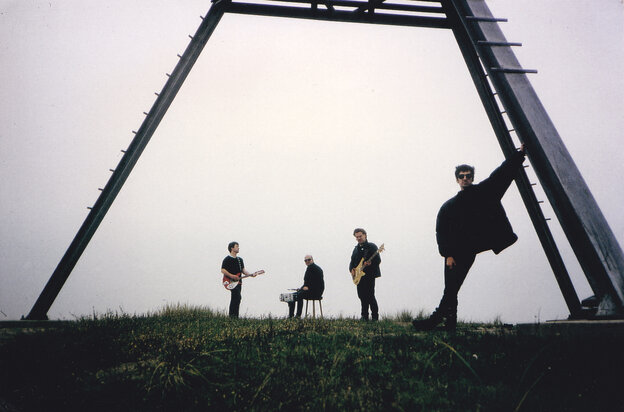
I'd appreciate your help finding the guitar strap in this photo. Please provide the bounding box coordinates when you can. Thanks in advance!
[236,257,243,280]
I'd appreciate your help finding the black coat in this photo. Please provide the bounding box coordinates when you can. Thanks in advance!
[349,241,382,278]
[436,151,525,257]
[302,263,324,299]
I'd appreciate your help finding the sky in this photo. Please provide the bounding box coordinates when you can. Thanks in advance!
[1,0,623,323]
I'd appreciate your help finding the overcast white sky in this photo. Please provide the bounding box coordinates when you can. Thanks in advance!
[1,0,623,323]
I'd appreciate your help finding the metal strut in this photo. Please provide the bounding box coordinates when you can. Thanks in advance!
[26,0,230,320]
[442,0,582,318]
[447,0,624,317]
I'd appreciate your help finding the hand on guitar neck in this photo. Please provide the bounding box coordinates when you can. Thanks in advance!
[222,270,265,290]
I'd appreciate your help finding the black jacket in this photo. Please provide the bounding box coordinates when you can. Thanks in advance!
[436,151,525,257]
[349,241,382,278]
[302,263,324,299]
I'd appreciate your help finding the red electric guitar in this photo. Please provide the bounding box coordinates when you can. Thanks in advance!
[222,270,265,290]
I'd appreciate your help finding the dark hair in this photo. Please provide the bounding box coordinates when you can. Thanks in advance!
[228,241,239,252]
[353,228,367,236]
[455,164,475,179]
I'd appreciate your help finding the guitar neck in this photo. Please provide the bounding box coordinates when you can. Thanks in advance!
[239,270,264,279]
[364,244,385,263]
[365,250,380,263]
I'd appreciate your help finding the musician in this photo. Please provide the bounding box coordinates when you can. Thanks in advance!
[288,255,325,318]
[349,228,381,321]
[413,145,526,331]
[221,241,256,318]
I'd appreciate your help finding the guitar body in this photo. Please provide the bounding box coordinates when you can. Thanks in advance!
[222,273,241,290]
[352,258,366,285]
[222,270,265,290]
[351,244,385,285]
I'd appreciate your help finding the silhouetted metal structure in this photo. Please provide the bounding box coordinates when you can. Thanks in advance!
[27,0,624,320]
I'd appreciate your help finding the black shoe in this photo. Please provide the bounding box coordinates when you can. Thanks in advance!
[412,310,443,331]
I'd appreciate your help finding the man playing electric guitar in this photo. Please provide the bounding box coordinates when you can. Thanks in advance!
[349,228,382,321]
[221,241,263,318]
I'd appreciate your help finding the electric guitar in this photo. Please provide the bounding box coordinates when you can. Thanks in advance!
[352,244,385,285]
[222,270,265,290]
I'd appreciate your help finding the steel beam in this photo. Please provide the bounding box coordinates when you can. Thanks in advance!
[261,0,445,14]
[226,1,449,29]
[26,0,229,320]
[442,0,582,317]
[451,0,624,316]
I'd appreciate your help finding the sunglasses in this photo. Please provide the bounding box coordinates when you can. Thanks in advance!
[304,259,312,262]
[458,173,473,180]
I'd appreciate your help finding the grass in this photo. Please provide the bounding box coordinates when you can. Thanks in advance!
[1,305,623,411]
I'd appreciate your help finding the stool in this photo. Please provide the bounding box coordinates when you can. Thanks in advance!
[304,298,323,318]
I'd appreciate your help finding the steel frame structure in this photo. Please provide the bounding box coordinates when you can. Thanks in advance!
[26,0,624,320]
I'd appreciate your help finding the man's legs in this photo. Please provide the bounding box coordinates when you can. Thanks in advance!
[356,280,368,320]
[369,277,379,320]
[288,301,295,318]
[357,276,378,320]
[287,290,302,318]
[295,290,308,318]
[229,284,242,318]
[413,253,475,330]
[439,253,475,325]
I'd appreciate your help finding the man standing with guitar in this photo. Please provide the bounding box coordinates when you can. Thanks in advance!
[349,228,382,321]
[221,241,259,318]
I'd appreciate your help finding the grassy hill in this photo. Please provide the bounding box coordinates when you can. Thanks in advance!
[1,306,623,411]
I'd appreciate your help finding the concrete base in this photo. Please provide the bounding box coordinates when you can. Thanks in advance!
[516,319,624,337]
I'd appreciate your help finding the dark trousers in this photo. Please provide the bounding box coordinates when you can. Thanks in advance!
[229,284,242,318]
[357,275,378,320]
[288,290,317,318]
[437,253,476,317]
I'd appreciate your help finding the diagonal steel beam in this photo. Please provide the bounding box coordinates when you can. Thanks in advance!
[450,0,624,317]
[442,0,582,317]
[26,0,230,320]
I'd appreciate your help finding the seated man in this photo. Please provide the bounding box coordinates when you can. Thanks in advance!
[289,255,324,318]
